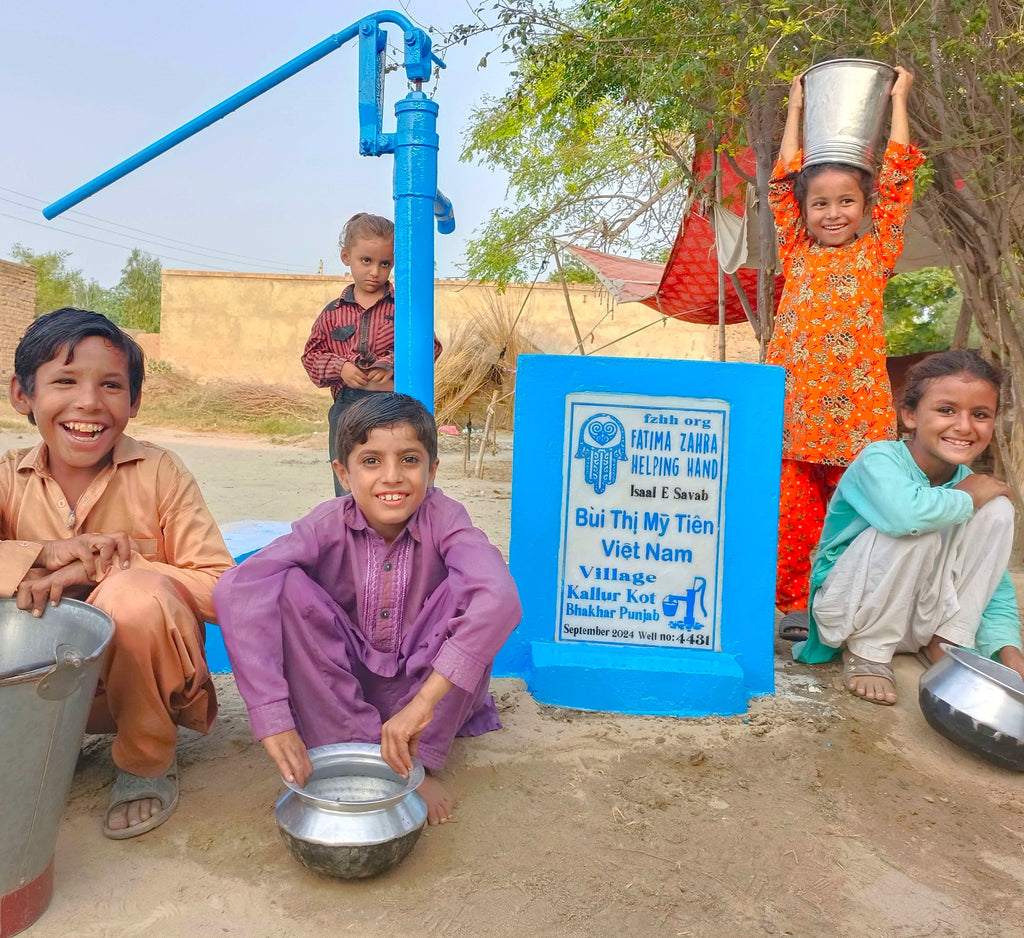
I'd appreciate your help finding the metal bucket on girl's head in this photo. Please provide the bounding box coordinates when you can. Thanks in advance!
[801,58,896,175]
[0,599,113,938]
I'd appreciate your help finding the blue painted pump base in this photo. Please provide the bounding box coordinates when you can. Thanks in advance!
[528,641,748,716]
[497,353,785,719]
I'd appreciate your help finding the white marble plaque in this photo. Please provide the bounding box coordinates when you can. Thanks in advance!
[557,393,729,651]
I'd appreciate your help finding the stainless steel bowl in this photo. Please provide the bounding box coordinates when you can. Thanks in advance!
[274,743,427,878]
[919,644,1024,770]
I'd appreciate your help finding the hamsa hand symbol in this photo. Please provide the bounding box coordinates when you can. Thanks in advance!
[575,413,627,494]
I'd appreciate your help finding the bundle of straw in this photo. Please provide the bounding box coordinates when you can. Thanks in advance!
[434,293,540,429]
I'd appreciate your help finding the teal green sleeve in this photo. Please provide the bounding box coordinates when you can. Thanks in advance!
[975,570,1023,660]
[841,446,974,538]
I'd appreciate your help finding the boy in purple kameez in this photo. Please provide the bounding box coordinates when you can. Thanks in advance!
[213,394,521,823]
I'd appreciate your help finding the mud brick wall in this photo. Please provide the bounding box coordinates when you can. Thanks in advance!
[0,259,36,381]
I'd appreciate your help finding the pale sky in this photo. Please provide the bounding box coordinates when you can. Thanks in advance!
[0,1,511,287]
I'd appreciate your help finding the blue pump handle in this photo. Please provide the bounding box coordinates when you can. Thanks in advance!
[43,10,444,219]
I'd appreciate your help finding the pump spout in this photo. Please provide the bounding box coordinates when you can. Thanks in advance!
[434,189,456,235]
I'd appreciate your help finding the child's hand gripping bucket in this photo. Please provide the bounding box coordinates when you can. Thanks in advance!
[801,59,896,174]
[0,599,113,937]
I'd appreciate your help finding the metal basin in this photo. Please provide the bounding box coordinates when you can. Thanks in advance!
[919,644,1024,771]
[274,743,427,879]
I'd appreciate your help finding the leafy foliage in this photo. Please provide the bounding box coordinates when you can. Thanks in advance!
[882,267,963,355]
[10,244,162,331]
[548,256,598,284]
[11,243,120,319]
[115,249,162,332]
[452,0,1024,524]
[463,86,687,282]
[454,0,1022,332]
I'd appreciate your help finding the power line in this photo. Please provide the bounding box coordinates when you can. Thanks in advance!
[0,197,296,272]
[0,186,309,271]
[0,210,233,271]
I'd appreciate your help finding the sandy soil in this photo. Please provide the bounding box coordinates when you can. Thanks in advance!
[5,422,1024,938]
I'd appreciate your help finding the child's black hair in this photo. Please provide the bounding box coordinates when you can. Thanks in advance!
[901,349,1003,412]
[13,309,145,421]
[335,392,438,466]
[793,162,874,214]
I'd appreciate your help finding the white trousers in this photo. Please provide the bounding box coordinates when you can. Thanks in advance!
[813,497,1014,662]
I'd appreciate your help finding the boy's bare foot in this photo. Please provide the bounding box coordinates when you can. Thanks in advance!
[417,774,453,825]
[842,650,897,705]
[920,633,951,665]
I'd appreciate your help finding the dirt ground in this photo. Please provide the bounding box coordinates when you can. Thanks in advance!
[5,421,1024,938]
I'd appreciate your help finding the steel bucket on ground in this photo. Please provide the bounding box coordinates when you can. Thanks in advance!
[0,598,113,938]
[802,59,896,174]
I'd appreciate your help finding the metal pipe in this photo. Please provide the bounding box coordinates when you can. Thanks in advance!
[391,91,439,407]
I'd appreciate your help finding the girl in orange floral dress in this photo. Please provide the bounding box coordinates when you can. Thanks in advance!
[768,66,925,640]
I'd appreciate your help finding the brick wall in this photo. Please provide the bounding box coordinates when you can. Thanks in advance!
[0,259,36,381]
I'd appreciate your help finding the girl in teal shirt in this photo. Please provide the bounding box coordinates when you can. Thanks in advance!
[795,350,1024,705]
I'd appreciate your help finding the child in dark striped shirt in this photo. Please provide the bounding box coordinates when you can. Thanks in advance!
[303,214,402,495]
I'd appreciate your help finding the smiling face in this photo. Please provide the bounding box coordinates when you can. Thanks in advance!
[803,168,868,247]
[333,422,438,542]
[9,335,140,493]
[901,373,999,484]
[340,235,394,305]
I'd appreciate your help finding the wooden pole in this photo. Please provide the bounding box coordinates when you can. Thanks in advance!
[714,147,726,362]
[551,240,587,355]
[475,391,499,478]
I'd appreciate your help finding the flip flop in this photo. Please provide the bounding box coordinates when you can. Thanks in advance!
[842,653,897,706]
[778,609,810,642]
[103,758,179,840]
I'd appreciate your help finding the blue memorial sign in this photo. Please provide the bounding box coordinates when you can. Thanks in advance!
[560,394,728,652]
[496,353,785,717]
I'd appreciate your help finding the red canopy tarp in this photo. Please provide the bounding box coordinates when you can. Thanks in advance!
[653,213,781,325]
[563,140,783,326]
[563,215,782,326]
[560,244,666,306]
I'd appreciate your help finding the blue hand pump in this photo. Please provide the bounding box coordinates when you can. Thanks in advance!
[43,10,454,409]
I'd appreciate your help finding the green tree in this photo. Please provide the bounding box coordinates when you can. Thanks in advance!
[883,267,963,355]
[548,256,599,284]
[457,0,1024,513]
[114,249,161,332]
[458,0,1022,351]
[10,243,122,319]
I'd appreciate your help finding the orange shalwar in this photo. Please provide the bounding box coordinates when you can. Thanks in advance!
[0,436,233,775]
[766,141,925,611]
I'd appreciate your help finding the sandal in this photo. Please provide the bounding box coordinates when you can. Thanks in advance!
[103,757,179,840]
[778,609,810,642]
[841,652,897,706]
